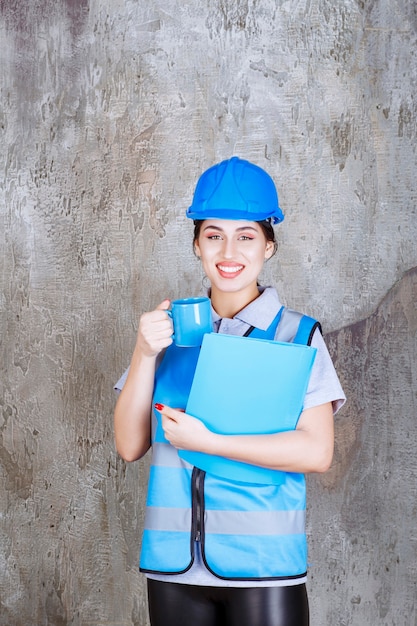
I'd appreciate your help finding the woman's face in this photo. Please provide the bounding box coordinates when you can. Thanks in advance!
[194,219,275,298]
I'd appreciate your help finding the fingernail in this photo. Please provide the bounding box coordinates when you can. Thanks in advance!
[154,403,164,411]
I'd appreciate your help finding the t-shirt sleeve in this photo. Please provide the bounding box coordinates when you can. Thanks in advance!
[303,329,346,414]
[113,349,167,394]
[114,367,129,393]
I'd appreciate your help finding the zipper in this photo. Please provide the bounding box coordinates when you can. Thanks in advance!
[192,467,205,542]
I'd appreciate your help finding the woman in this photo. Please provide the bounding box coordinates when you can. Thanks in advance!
[114,157,345,626]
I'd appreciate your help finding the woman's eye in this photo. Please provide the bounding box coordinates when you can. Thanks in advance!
[205,233,254,241]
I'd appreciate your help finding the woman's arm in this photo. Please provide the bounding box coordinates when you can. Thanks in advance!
[158,402,334,474]
[114,300,173,462]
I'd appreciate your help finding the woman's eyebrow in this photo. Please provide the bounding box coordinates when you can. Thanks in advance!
[235,226,258,232]
[202,225,223,232]
[202,225,258,232]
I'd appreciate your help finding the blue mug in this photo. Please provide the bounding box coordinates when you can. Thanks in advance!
[167,297,213,347]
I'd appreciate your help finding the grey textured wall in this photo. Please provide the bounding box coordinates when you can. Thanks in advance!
[1,1,416,624]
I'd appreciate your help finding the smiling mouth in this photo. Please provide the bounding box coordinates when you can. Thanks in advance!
[217,264,244,277]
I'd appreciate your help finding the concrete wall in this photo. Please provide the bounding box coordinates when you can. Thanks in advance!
[1,0,416,624]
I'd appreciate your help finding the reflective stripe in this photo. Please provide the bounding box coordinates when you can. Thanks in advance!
[275,308,302,342]
[152,442,191,467]
[144,506,191,532]
[205,509,305,536]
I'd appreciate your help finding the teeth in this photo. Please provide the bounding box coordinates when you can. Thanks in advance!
[218,265,243,273]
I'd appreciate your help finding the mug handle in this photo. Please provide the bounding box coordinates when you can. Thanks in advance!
[166,309,175,342]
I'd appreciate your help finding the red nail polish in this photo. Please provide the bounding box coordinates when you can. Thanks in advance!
[154,403,164,411]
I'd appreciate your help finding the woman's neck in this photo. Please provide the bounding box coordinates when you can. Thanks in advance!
[210,285,261,319]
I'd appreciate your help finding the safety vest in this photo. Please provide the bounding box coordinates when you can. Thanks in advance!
[140,307,320,580]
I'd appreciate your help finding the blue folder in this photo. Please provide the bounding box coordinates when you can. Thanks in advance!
[180,332,316,484]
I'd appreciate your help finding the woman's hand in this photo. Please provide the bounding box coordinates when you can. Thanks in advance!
[155,404,213,452]
[136,299,173,357]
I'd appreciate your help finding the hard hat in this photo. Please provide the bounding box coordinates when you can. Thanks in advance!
[186,156,284,224]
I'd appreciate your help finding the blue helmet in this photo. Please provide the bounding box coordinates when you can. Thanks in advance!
[186,156,284,224]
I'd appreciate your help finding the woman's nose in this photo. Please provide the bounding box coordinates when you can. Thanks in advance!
[222,238,236,258]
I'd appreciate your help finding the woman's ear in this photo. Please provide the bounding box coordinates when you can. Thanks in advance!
[264,241,275,260]
[194,241,201,258]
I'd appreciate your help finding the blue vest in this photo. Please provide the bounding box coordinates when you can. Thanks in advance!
[140,307,320,580]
